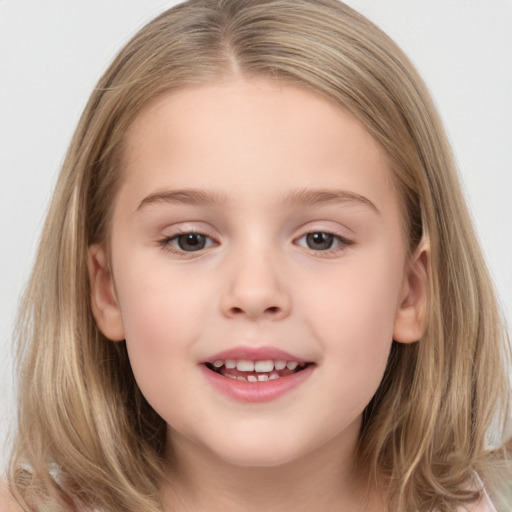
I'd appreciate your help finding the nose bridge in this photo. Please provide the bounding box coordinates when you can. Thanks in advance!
[220,232,291,321]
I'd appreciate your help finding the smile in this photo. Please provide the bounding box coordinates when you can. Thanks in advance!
[200,348,315,403]
[205,359,309,382]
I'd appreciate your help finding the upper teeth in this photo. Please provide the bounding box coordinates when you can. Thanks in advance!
[212,359,303,372]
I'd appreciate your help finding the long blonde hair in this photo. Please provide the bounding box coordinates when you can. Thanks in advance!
[8,1,511,510]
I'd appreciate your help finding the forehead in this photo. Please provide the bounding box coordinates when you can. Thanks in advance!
[117,77,398,218]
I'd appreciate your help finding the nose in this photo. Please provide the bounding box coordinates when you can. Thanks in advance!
[220,248,292,321]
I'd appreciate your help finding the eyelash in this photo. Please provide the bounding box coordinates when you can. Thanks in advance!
[157,228,354,258]
[158,229,216,256]
[295,231,353,256]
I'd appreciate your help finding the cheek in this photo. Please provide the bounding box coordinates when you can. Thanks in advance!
[302,250,404,394]
[112,253,211,388]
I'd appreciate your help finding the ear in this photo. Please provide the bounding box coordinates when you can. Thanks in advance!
[88,244,125,341]
[393,241,429,344]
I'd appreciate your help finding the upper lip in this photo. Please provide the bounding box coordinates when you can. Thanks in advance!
[201,345,309,364]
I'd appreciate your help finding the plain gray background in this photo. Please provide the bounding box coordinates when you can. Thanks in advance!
[1,1,511,471]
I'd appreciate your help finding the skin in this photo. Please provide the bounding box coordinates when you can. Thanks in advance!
[0,482,23,512]
[89,77,428,511]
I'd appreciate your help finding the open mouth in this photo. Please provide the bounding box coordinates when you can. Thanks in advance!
[204,359,312,382]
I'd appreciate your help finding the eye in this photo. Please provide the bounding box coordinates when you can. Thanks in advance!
[159,231,216,253]
[295,231,352,253]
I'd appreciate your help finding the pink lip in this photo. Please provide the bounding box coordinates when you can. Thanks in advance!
[199,345,315,403]
[200,345,308,364]
[199,363,314,403]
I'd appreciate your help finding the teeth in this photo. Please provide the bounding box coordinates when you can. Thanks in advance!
[209,358,307,374]
[254,360,274,372]
[269,371,279,380]
[236,360,254,371]
[257,374,269,381]
[247,375,258,382]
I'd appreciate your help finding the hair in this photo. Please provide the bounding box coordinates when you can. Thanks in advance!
[7,1,511,511]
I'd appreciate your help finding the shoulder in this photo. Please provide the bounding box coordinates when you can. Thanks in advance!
[456,488,497,512]
[0,480,24,512]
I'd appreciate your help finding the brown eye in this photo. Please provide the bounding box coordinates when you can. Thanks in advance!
[175,233,208,251]
[306,232,335,250]
[295,231,352,254]
[159,231,216,254]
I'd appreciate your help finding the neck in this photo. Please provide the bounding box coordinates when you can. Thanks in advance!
[160,422,384,512]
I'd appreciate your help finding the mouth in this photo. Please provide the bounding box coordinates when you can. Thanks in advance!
[204,358,312,382]
[200,346,316,402]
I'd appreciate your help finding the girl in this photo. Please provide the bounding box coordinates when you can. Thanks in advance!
[4,0,511,510]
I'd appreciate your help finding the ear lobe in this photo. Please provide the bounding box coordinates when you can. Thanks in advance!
[88,244,125,341]
[393,241,429,344]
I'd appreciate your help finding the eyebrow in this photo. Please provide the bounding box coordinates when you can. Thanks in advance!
[136,188,228,211]
[281,187,379,214]
[136,187,379,214]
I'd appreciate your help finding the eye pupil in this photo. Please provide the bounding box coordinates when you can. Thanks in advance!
[306,232,334,250]
[178,233,206,251]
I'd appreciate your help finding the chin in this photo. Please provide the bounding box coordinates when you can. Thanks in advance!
[203,430,313,469]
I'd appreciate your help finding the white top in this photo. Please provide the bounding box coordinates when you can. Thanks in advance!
[462,487,497,512]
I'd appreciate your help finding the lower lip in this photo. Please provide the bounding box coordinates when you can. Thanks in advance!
[200,364,315,403]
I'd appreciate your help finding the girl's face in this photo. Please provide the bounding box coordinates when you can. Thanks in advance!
[89,77,426,469]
